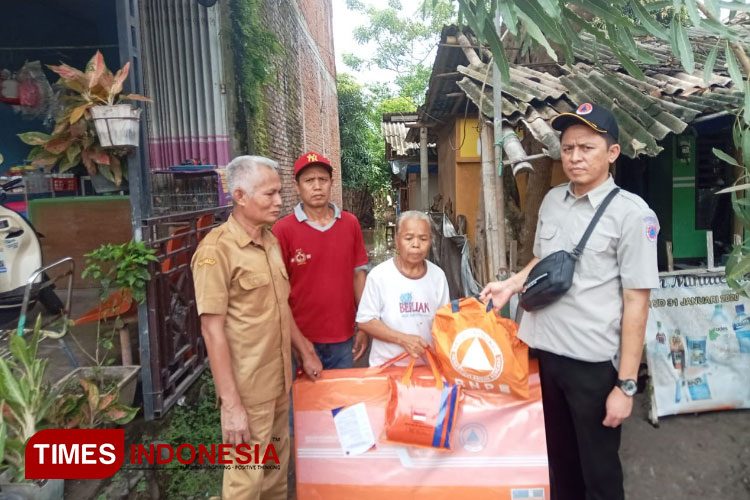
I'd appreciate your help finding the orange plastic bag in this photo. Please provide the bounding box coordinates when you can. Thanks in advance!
[293,360,549,500]
[382,350,461,451]
[432,297,529,399]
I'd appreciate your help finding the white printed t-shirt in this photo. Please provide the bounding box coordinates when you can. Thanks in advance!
[356,257,450,367]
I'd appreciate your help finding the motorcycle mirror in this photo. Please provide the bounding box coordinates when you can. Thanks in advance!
[1,177,23,192]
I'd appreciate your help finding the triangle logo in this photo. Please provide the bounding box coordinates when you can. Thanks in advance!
[460,338,493,372]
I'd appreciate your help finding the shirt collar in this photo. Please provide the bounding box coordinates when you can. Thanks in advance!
[565,175,616,208]
[227,214,271,248]
[293,202,341,222]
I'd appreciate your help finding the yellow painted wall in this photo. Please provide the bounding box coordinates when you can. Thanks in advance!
[435,118,566,246]
[456,118,482,162]
[454,118,482,245]
[455,162,482,244]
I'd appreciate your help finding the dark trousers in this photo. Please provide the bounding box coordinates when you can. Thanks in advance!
[313,336,355,370]
[537,349,624,500]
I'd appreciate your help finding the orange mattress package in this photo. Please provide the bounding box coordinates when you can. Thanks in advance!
[293,362,549,500]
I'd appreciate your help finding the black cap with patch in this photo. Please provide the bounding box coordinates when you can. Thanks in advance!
[551,102,619,142]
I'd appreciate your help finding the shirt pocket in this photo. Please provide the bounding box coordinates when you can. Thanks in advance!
[538,224,561,258]
[233,272,273,315]
[577,233,615,279]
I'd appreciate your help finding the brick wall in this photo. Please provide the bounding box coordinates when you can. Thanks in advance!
[256,0,342,214]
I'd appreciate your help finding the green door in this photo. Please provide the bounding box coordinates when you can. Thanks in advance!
[671,134,707,259]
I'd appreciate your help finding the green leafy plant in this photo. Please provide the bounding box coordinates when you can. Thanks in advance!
[70,240,157,369]
[48,240,155,430]
[17,51,151,185]
[0,316,59,481]
[50,377,138,429]
[153,373,222,499]
[229,0,282,155]
[715,101,750,295]
[82,240,158,305]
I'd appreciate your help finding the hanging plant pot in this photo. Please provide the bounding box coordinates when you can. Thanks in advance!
[90,104,142,148]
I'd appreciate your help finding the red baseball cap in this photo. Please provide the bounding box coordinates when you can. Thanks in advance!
[294,151,333,177]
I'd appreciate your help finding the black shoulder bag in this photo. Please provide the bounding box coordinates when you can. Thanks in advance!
[519,188,620,312]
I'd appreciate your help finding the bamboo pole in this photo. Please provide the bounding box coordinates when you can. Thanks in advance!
[492,10,508,280]
[420,126,429,211]
[481,124,501,277]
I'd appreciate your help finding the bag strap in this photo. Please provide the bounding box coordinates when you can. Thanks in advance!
[451,296,494,313]
[572,188,620,258]
[379,351,411,368]
[402,349,444,391]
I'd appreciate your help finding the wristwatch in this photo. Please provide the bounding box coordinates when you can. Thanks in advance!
[617,378,637,397]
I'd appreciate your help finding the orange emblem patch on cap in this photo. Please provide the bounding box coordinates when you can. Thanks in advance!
[307,153,318,163]
[577,102,593,115]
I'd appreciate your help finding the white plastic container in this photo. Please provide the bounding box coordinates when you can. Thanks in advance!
[90,104,142,148]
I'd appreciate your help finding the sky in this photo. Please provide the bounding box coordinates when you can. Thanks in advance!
[330,0,429,85]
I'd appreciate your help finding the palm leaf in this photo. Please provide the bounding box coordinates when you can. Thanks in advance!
[497,0,519,36]
[483,16,511,84]
[516,11,558,61]
[670,18,695,74]
[630,0,669,41]
[703,42,721,86]
[725,44,745,88]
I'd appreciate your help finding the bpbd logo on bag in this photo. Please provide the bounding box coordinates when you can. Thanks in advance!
[432,298,530,399]
[449,328,505,388]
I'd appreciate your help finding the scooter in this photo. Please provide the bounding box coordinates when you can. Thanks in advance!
[0,177,64,327]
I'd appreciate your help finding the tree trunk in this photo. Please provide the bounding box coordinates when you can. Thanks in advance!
[518,157,553,265]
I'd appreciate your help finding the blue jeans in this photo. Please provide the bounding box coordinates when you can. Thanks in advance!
[313,336,355,370]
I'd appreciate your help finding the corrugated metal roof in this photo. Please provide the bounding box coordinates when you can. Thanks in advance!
[381,121,420,156]
[418,25,749,158]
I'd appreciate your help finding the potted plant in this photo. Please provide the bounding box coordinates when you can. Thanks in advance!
[58,240,157,408]
[17,51,150,187]
[0,316,65,500]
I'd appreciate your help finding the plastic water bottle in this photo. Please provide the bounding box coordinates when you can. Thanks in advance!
[708,304,732,362]
[655,321,668,356]
[733,304,750,354]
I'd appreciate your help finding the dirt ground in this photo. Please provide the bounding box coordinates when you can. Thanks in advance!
[621,393,750,499]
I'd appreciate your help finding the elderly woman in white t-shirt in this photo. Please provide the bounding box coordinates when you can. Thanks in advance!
[356,211,450,366]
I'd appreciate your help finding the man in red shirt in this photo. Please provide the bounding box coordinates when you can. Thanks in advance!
[273,152,369,369]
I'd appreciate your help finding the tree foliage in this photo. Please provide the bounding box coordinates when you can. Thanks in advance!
[337,74,391,193]
[452,0,749,84]
[454,0,750,289]
[342,0,456,104]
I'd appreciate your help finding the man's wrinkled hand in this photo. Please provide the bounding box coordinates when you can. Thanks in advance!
[602,387,633,428]
[221,403,251,445]
[353,329,369,362]
[301,352,323,381]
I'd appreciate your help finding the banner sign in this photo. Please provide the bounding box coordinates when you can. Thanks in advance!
[646,273,750,418]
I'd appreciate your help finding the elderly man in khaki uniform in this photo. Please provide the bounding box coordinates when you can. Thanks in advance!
[481,103,658,500]
[191,155,322,500]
